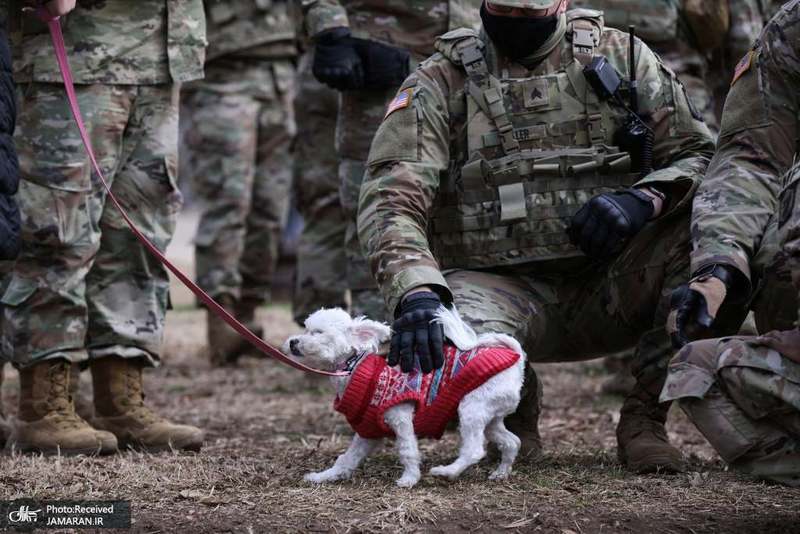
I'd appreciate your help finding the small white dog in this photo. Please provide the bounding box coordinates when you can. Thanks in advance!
[283,307,526,488]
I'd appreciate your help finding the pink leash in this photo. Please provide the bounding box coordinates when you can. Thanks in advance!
[35,8,345,377]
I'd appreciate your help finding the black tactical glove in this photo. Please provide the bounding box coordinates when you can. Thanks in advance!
[668,264,746,349]
[312,27,365,91]
[568,188,655,260]
[389,291,445,374]
[352,38,410,89]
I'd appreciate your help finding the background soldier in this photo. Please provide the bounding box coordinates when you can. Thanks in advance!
[301,0,482,319]
[290,3,348,326]
[184,0,296,366]
[359,0,715,472]
[2,0,206,454]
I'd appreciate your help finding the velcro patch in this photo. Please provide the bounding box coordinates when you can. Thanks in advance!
[731,50,754,87]
[384,88,413,119]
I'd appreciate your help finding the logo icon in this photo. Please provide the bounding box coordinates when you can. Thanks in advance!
[8,505,41,523]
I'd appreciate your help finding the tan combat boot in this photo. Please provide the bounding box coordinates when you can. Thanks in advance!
[91,356,204,452]
[617,399,685,473]
[207,295,247,366]
[9,359,118,455]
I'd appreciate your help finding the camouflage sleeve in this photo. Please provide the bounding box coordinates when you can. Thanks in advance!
[357,57,457,314]
[629,37,716,214]
[300,0,349,37]
[691,9,800,282]
[779,165,800,305]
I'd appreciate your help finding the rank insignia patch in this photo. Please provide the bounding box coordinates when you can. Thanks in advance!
[731,50,754,86]
[384,88,413,119]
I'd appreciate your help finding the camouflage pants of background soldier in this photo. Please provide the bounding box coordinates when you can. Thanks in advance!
[1,83,181,367]
[337,87,396,320]
[292,51,347,325]
[186,59,294,309]
[443,210,693,443]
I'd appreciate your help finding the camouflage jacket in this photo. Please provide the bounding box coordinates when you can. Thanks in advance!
[300,0,481,60]
[358,12,715,313]
[691,1,800,285]
[204,0,296,62]
[8,0,206,84]
[780,163,800,316]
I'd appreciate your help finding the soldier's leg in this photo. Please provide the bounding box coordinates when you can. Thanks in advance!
[337,87,395,320]
[86,84,203,452]
[1,83,129,454]
[444,270,550,458]
[188,89,259,304]
[185,82,260,364]
[666,338,800,486]
[292,51,347,325]
[239,60,295,319]
[752,216,798,332]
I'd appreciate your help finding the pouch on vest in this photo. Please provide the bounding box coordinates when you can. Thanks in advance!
[683,0,730,51]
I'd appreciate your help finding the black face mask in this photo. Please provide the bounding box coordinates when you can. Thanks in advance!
[480,4,560,61]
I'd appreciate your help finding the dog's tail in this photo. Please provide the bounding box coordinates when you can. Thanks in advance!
[434,306,527,360]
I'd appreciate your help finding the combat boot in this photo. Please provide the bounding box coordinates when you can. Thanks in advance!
[235,298,265,359]
[91,356,204,452]
[617,398,685,473]
[207,294,246,366]
[70,364,94,421]
[505,368,543,460]
[9,359,118,455]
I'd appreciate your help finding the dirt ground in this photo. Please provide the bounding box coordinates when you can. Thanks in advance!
[0,214,797,533]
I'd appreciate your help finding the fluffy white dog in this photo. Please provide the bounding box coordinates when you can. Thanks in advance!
[283,307,526,488]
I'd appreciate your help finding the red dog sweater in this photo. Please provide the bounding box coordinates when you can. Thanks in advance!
[334,345,521,439]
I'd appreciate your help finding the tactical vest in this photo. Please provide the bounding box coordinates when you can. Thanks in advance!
[205,0,297,61]
[431,11,641,270]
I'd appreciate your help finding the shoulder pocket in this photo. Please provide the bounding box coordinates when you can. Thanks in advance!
[367,89,420,167]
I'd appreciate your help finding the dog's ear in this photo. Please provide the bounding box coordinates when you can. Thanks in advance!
[346,318,392,352]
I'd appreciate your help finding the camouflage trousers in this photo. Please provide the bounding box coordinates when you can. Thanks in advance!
[662,333,800,486]
[336,86,397,320]
[184,59,294,305]
[1,83,182,367]
[292,51,347,325]
[445,211,692,425]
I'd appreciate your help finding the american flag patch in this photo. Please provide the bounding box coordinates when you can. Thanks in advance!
[731,50,754,87]
[384,88,413,118]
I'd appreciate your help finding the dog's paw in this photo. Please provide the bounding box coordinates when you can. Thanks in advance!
[395,474,420,488]
[488,466,512,480]
[429,465,459,480]
[304,471,336,484]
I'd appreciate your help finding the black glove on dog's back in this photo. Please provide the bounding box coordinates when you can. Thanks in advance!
[568,188,655,260]
[390,291,445,374]
[312,27,364,91]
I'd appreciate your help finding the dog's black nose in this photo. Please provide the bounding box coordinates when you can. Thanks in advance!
[289,338,300,356]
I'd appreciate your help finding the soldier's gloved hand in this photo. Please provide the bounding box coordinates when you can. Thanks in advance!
[389,291,445,374]
[352,38,410,89]
[668,264,743,349]
[312,27,364,91]
[568,188,655,260]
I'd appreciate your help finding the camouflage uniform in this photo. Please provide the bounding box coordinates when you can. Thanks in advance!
[660,2,800,487]
[2,0,205,368]
[301,0,482,319]
[359,9,714,467]
[571,0,765,133]
[184,0,296,309]
[291,49,348,324]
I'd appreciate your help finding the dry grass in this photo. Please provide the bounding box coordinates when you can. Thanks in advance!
[0,306,797,533]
